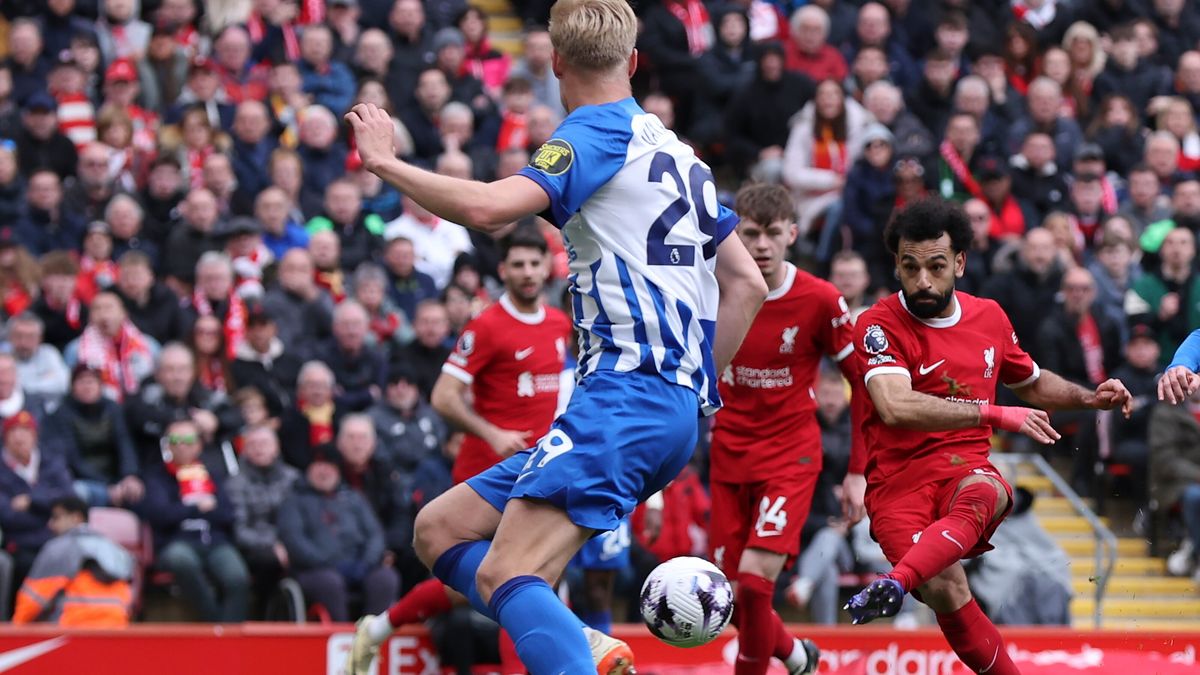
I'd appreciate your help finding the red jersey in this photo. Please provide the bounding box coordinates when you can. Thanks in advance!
[853,291,1039,494]
[711,264,854,482]
[442,295,572,484]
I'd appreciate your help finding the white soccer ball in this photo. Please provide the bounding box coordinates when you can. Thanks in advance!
[639,556,734,647]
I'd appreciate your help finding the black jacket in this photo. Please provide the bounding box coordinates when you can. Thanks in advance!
[981,261,1065,362]
[725,68,815,175]
[118,283,186,345]
[44,396,139,484]
[1036,304,1124,387]
[141,457,235,553]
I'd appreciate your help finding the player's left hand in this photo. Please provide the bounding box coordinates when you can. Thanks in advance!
[1090,378,1134,418]
[344,103,395,171]
[840,473,867,525]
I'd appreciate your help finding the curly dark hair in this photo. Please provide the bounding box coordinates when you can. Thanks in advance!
[883,198,973,255]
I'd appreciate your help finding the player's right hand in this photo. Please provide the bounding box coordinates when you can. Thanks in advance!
[980,404,1060,444]
[1158,365,1200,404]
[487,427,531,457]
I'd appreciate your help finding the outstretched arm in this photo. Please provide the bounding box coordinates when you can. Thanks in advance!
[346,103,549,233]
[713,235,768,374]
[1012,370,1133,417]
[866,372,1060,443]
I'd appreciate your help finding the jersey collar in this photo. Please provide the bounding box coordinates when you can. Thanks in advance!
[765,263,796,302]
[499,293,545,325]
[899,290,962,328]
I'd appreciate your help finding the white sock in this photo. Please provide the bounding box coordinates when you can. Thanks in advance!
[366,613,394,644]
[784,638,809,672]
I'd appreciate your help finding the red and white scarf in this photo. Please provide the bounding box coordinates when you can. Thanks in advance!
[940,139,985,201]
[76,321,153,402]
[665,0,713,56]
[246,12,300,62]
[191,290,247,360]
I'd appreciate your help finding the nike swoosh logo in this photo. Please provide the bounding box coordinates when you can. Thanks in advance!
[516,471,533,483]
[515,347,534,360]
[918,360,946,375]
[941,529,964,551]
[0,637,68,672]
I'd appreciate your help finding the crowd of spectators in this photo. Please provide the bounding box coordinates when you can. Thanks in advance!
[1,0,1200,640]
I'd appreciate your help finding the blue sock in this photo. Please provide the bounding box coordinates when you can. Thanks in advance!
[490,575,593,675]
[431,540,494,619]
[577,609,612,634]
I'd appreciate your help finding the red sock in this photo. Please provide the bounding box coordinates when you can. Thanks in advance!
[498,630,524,675]
[734,573,784,675]
[889,482,998,592]
[772,617,797,662]
[936,599,1020,674]
[386,578,453,626]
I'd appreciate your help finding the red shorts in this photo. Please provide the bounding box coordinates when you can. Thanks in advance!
[708,465,818,576]
[865,463,1014,566]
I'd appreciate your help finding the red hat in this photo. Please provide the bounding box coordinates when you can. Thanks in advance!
[3,411,37,436]
[105,59,137,83]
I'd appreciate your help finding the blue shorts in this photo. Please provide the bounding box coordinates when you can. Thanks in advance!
[466,369,699,532]
[572,517,632,571]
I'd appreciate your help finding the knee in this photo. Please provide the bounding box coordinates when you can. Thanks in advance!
[737,548,787,582]
[413,504,454,568]
[917,567,972,614]
[475,554,528,605]
[158,544,200,573]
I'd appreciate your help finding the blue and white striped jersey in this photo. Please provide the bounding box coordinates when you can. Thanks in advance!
[519,98,738,415]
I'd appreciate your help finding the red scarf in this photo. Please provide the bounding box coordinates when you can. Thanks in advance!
[76,321,153,402]
[496,111,529,153]
[185,147,213,190]
[940,139,985,201]
[370,311,401,344]
[299,397,335,447]
[77,257,119,305]
[314,268,345,303]
[191,290,247,360]
[1076,313,1106,385]
[988,196,1028,239]
[812,124,847,175]
[168,461,215,505]
[246,12,300,61]
[198,357,227,393]
[2,282,32,318]
[665,0,713,56]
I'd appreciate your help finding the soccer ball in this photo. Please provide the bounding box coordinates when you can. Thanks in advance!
[639,556,734,647]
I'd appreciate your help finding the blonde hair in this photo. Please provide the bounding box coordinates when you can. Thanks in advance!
[549,0,637,72]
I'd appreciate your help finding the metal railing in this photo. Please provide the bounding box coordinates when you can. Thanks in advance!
[991,452,1119,629]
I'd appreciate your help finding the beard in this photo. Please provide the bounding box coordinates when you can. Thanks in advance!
[903,286,955,319]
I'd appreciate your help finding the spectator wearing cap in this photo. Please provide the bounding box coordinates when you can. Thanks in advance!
[142,416,250,622]
[15,92,79,180]
[296,24,355,117]
[277,445,398,623]
[306,178,386,273]
[0,410,74,587]
[262,249,334,354]
[66,291,156,403]
[6,312,69,402]
[115,251,184,344]
[224,424,299,613]
[29,251,85,353]
[976,155,1037,241]
[230,300,304,414]
[786,6,847,84]
[229,101,278,201]
[75,221,118,305]
[254,186,310,259]
[161,188,223,293]
[1010,132,1069,224]
[125,343,243,467]
[1007,77,1085,171]
[842,123,896,272]
[44,365,141,508]
[4,19,52,107]
[368,363,447,472]
[318,300,386,413]
[166,57,235,133]
[222,216,273,300]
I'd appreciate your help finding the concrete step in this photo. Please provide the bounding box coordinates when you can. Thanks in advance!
[1072,575,1198,595]
[491,36,524,56]
[488,15,524,33]
[1068,556,1165,576]
[1032,496,1078,516]
[1016,475,1054,493]
[1072,596,1200,618]
[1039,515,1109,535]
[1058,537,1145,557]
[471,0,512,14]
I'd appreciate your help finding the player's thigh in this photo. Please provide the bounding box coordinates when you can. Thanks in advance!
[916,561,973,614]
[739,468,820,577]
[708,480,753,576]
[475,497,595,602]
[866,482,941,566]
[949,472,1012,524]
[413,481,505,567]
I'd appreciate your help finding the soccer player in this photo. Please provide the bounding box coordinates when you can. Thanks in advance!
[344,0,768,672]
[709,184,850,675]
[349,229,569,674]
[1158,329,1200,403]
[844,199,1131,675]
